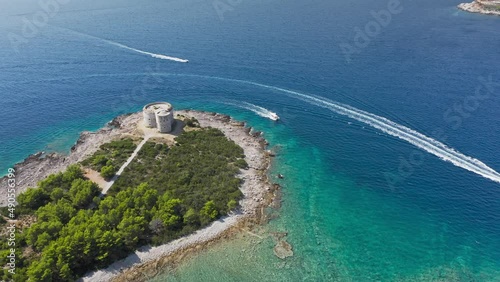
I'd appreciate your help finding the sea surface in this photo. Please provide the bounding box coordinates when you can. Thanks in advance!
[0,0,499,281]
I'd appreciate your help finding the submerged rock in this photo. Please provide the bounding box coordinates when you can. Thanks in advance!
[270,231,293,259]
[273,240,293,259]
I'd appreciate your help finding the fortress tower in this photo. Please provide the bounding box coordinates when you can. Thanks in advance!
[143,102,174,133]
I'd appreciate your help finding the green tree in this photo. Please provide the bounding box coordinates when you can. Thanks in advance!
[62,164,84,184]
[58,264,73,281]
[38,165,84,193]
[26,220,63,251]
[157,197,183,229]
[132,183,158,217]
[92,155,108,168]
[117,215,147,249]
[38,173,63,194]
[50,187,65,202]
[101,165,115,180]
[227,199,238,211]
[17,188,49,211]
[200,200,218,224]
[149,218,164,234]
[27,259,54,282]
[183,208,199,225]
[36,200,76,224]
[100,165,115,179]
[95,230,121,263]
[69,179,100,208]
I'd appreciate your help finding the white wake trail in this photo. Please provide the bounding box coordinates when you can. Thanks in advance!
[101,40,189,63]
[240,102,278,120]
[247,82,500,184]
[52,25,188,63]
[224,101,278,120]
[43,72,499,183]
[151,74,500,184]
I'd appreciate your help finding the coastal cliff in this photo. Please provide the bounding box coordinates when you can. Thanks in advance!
[458,0,500,16]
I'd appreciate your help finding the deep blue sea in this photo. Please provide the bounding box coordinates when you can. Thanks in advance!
[1,0,499,280]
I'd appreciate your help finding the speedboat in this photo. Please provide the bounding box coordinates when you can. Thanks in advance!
[269,112,280,121]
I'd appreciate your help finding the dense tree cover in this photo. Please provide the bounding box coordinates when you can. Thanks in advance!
[80,138,137,180]
[2,128,246,281]
[113,128,246,215]
[0,164,98,281]
[0,241,28,281]
[16,164,88,215]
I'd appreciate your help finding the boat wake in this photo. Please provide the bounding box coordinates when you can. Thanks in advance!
[245,82,500,184]
[25,72,500,184]
[52,26,188,63]
[102,39,189,63]
[241,102,279,121]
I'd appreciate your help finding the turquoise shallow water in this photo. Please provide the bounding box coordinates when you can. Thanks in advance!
[150,105,500,282]
[0,0,499,280]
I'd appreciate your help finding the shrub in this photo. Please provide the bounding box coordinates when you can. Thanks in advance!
[185,117,199,127]
[200,200,218,224]
[81,138,137,173]
[183,208,199,225]
[227,199,238,211]
[92,155,108,169]
[235,158,248,169]
[100,165,115,180]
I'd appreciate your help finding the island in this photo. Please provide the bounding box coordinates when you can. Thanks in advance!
[0,103,281,281]
[458,0,500,16]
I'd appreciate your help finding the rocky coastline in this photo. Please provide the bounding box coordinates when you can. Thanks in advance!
[0,113,141,207]
[458,0,500,16]
[0,110,281,282]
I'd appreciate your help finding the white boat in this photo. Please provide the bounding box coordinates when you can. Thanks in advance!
[269,112,280,121]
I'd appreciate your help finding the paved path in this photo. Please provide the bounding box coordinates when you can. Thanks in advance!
[101,136,150,195]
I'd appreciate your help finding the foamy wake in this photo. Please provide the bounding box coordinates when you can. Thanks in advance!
[53,26,188,63]
[241,102,278,120]
[34,71,500,184]
[102,40,189,63]
[162,74,499,184]
[224,101,278,120]
[245,82,500,184]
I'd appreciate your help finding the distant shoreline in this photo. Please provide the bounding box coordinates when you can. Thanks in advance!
[0,110,279,282]
[458,0,500,16]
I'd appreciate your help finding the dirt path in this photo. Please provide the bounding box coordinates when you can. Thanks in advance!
[101,136,150,195]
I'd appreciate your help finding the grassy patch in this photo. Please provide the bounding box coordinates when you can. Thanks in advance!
[80,138,137,180]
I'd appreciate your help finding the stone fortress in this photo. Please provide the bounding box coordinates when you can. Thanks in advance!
[142,102,175,133]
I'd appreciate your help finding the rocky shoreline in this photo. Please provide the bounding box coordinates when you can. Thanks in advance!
[0,113,141,207]
[1,110,281,282]
[458,0,500,16]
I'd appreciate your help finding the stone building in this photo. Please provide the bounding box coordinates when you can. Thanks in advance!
[143,102,174,133]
